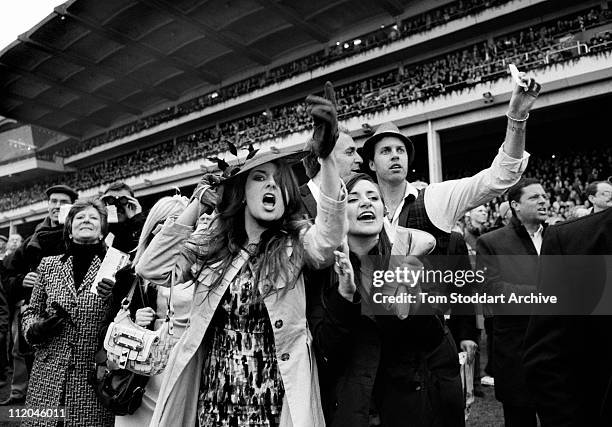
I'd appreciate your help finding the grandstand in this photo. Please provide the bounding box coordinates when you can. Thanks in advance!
[1,0,611,237]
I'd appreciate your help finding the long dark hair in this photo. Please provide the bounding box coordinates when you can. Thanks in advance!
[187,160,307,296]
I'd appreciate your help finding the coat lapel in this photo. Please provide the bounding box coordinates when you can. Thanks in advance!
[60,256,78,301]
[78,256,102,294]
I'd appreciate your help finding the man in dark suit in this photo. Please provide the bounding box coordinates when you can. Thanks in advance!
[299,128,362,218]
[476,178,549,426]
[523,207,612,427]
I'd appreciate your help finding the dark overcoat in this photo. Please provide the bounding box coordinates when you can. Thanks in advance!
[476,217,542,406]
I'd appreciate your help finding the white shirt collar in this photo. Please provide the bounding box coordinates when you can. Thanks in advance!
[388,181,419,224]
[384,181,420,242]
[527,223,544,255]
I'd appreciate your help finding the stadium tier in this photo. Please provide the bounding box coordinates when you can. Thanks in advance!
[0,0,611,232]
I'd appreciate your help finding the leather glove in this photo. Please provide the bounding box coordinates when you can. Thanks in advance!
[26,315,66,345]
[305,81,339,159]
[190,173,222,214]
[96,278,115,301]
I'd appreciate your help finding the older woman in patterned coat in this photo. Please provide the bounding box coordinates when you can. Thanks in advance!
[22,199,115,427]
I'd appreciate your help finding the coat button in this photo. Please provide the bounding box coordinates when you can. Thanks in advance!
[280,353,290,361]
[274,320,283,329]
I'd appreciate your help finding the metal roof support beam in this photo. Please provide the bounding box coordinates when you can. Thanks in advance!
[305,0,350,21]
[54,6,221,85]
[18,35,180,101]
[141,0,271,65]
[254,0,331,43]
[379,0,404,16]
[0,62,142,116]
[4,93,110,129]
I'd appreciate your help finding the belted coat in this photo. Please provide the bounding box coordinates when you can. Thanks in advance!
[136,190,347,427]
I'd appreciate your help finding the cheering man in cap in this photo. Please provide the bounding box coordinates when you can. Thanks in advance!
[358,74,541,425]
[1,184,78,405]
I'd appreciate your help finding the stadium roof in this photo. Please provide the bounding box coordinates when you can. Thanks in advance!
[0,0,412,140]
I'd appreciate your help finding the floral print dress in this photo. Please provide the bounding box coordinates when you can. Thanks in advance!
[198,261,284,427]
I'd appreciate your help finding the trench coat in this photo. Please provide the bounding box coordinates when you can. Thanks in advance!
[136,190,347,427]
[22,254,114,427]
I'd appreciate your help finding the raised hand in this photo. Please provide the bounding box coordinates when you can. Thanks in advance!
[306,81,339,159]
[191,173,221,214]
[507,72,541,120]
[124,195,142,219]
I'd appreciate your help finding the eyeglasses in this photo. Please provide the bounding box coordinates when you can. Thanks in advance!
[101,195,131,207]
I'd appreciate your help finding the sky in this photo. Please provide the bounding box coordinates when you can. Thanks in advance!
[0,1,65,52]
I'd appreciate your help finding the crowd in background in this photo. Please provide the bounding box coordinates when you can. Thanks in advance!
[49,0,519,158]
[50,0,516,159]
[1,5,611,213]
[449,147,612,232]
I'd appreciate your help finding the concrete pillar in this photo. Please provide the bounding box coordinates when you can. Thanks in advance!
[427,120,443,183]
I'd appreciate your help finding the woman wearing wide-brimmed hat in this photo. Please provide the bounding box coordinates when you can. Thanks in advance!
[136,84,347,427]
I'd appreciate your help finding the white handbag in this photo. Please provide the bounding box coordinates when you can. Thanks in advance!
[103,275,178,376]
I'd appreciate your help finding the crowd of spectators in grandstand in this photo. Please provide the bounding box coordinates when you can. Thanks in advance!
[52,0,514,158]
[52,3,611,159]
[455,147,612,229]
[2,5,612,212]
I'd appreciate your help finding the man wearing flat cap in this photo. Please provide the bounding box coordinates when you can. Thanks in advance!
[358,75,541,425]
[0,184,78,405]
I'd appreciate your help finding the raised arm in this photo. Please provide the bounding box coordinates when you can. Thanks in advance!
[425,76,541,232]
[302,157,347,269]
[302,81,347,268]
[135,199,202,288]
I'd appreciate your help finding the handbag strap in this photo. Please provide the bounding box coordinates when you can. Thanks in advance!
[165,272,175,335]
[121,275,140,310]
[121,271,176,335]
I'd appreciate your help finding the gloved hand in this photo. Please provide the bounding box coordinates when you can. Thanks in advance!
[96,278,116,301]
[305,81,339,159]
[26,315,66,345]
[190,173,222,214]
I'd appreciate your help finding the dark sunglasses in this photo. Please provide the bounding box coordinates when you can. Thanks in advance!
[101,195,131,207]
